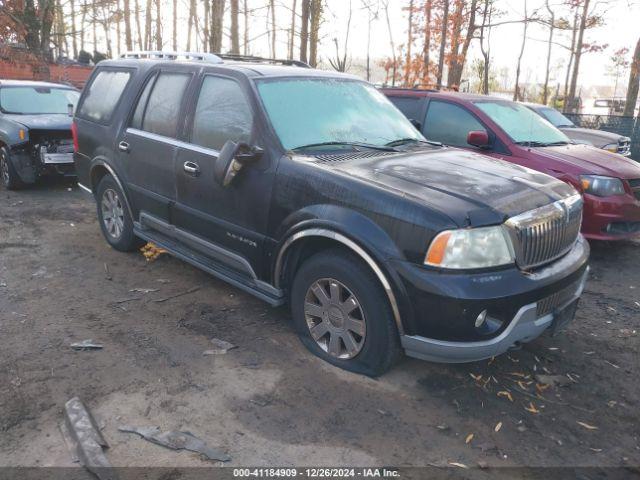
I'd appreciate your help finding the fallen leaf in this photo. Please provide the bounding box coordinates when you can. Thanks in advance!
[524,402,540,414]
[494,422,502,432]
[590,448,603,452]
[535,383,550,394]
[465,433,474,444]
[508,372,529,378]
[498,391,514,402]
[577,421,598,430]
[604,360,620,369]
[470,373,482,382]
[448,462,469,469]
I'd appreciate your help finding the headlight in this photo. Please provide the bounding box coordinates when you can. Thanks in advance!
[602,143,618,153]
[425,226,515,269]
[580,175,625,197]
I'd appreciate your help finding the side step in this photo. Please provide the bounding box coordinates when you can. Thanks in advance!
[133,226,285,306]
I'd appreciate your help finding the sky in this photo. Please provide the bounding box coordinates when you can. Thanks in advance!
[245,0,640,92]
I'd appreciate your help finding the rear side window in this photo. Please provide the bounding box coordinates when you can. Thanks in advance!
[77,70,131,123]
[389,96,423,122]
[191,76,253,151]
[132,72,191,138]
[424,100,485,147]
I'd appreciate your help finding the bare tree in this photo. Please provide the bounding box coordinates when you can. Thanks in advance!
[382,0,397,86]
[422,0,432,84]
[134,0,143,49]
[435,0,449,88]
[288,0,297,60]
[144,0,152,49]
[404,0,414,86]
[478,0,493,95]
[209,0,224,52]
[567,0,591,112]
[154,0,162,49]
[624,36,640,116]
[230,0,240,54]
[362,0,379,82]
[309,0,322,67]
[171,0,177,50]
[513,0,528,101]
[300,0,310,62]
[243,0,249,54]
[328,0,352,72]
[202,0,210,51]
[69,0,79,57]
[269,0,276,57]
[541,0,554,104]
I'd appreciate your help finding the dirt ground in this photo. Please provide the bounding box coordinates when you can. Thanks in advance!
[0,178,639,478]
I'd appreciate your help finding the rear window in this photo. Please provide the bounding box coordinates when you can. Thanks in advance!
[77,69,131,124]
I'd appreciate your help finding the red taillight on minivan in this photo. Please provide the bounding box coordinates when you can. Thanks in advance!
[71,121,79,152]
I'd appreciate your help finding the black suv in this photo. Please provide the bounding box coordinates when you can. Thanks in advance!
[74,52,589,375]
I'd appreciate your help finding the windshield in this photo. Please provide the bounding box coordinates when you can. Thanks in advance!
[475,100,570,145]
[0,86,80,114]
[538,107,574,128]
[256,78,425,150]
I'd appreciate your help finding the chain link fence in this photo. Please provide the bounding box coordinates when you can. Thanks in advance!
[564,113,640,161]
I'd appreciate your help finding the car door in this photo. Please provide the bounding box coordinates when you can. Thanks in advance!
[118,70,193,225]
[172,72,273,273]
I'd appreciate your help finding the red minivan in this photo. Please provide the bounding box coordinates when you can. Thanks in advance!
[383,89,640,241]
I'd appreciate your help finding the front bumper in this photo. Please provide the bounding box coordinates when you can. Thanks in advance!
[392,236,590,363]
[581,192,640,240]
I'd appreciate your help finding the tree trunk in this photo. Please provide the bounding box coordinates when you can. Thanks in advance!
[451,0,478,88]
[563,11,578,108]
[480,0,492,95]
[299,0,310,63]
[446,0,463,88]
[171,0,177,50]
[243,0,249,54]
[92,0,98,53]
[289,0,297,60]
[404,0,414,86]
[422,0,431,84]
[202,0,210,51]
[269,0,276,57]
[116,0,122,55]
[133,0,142,49]
[542,0,554,105]
[230,0,240,54]
[155,0,162,49]
[624,36,640,117]
[567,0,590,113]
[513,0,528,101]
[121,0,132,50]
[383,0,397,86]
[69,0,78,58]
[309,0,322,67]
[435,0,449,88]
[144,0,152,49]
[210,0,225,53]
[80,0,87,52]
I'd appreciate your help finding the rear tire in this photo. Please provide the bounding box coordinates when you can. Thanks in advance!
[0,147,24,190]
[96,174,145,252]
[290,249,401,376]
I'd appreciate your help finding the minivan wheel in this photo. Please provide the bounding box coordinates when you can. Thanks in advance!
[290,249,401,376]
[96,175,145,252]
[0,147,24,190]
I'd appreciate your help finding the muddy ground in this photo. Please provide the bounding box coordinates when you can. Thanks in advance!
[0,178,639,478]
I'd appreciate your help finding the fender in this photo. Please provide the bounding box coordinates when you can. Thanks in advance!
[89,157,135,220]
[273,205,414,335]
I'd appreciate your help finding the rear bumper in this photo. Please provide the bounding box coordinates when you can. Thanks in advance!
[582,192,640,240]
[391,236,589,363]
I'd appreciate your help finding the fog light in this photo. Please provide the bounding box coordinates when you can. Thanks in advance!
[475,310,488,328]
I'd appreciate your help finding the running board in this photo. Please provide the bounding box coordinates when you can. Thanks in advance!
[133,225,285,306]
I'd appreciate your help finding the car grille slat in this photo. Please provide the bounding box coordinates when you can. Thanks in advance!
[506,195,583,270]
[536,279,581,317]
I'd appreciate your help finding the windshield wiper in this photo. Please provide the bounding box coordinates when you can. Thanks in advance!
[515,140,569,147]
[385,137,442,147]
[292,141,399,152]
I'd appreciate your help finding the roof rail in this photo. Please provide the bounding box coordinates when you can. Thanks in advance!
[215,53,311,68]
[120,51,223,63]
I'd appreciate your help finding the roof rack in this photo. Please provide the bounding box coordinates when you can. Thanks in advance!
[120,51,223,63]
[119,51,311,69]
[214,53,310,68]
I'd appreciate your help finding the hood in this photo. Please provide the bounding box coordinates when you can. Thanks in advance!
[532,144,640,179]
[327,147,576,227]
[4,113,73,131]
[560,126,625,147]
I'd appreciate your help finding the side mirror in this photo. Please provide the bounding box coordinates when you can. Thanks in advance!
[214,141,263,187]
[467,130,490,149]
[409,118,422,131]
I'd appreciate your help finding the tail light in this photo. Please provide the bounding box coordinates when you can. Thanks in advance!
[71,121,79,152]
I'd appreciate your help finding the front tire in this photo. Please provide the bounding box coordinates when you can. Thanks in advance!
[96,175,145,252]
[0,147,24,190]
[290,249,401,376]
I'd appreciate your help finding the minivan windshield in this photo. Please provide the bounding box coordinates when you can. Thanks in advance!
[256,78,425,151]
[0,86,80,115]
[475,100,571,146]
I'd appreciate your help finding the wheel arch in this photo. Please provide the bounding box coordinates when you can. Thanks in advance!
[274,227,406,335]
[89,159,135,220]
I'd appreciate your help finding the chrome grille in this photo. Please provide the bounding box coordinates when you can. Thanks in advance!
[505,194,583,270]
[537,279,581,317]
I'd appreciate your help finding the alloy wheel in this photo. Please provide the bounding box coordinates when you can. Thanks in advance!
[304,278,367,359]
[101,188,125,239]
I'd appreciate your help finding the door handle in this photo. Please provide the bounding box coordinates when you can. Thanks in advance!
[183,161,200,176]
[118,141,130,153]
